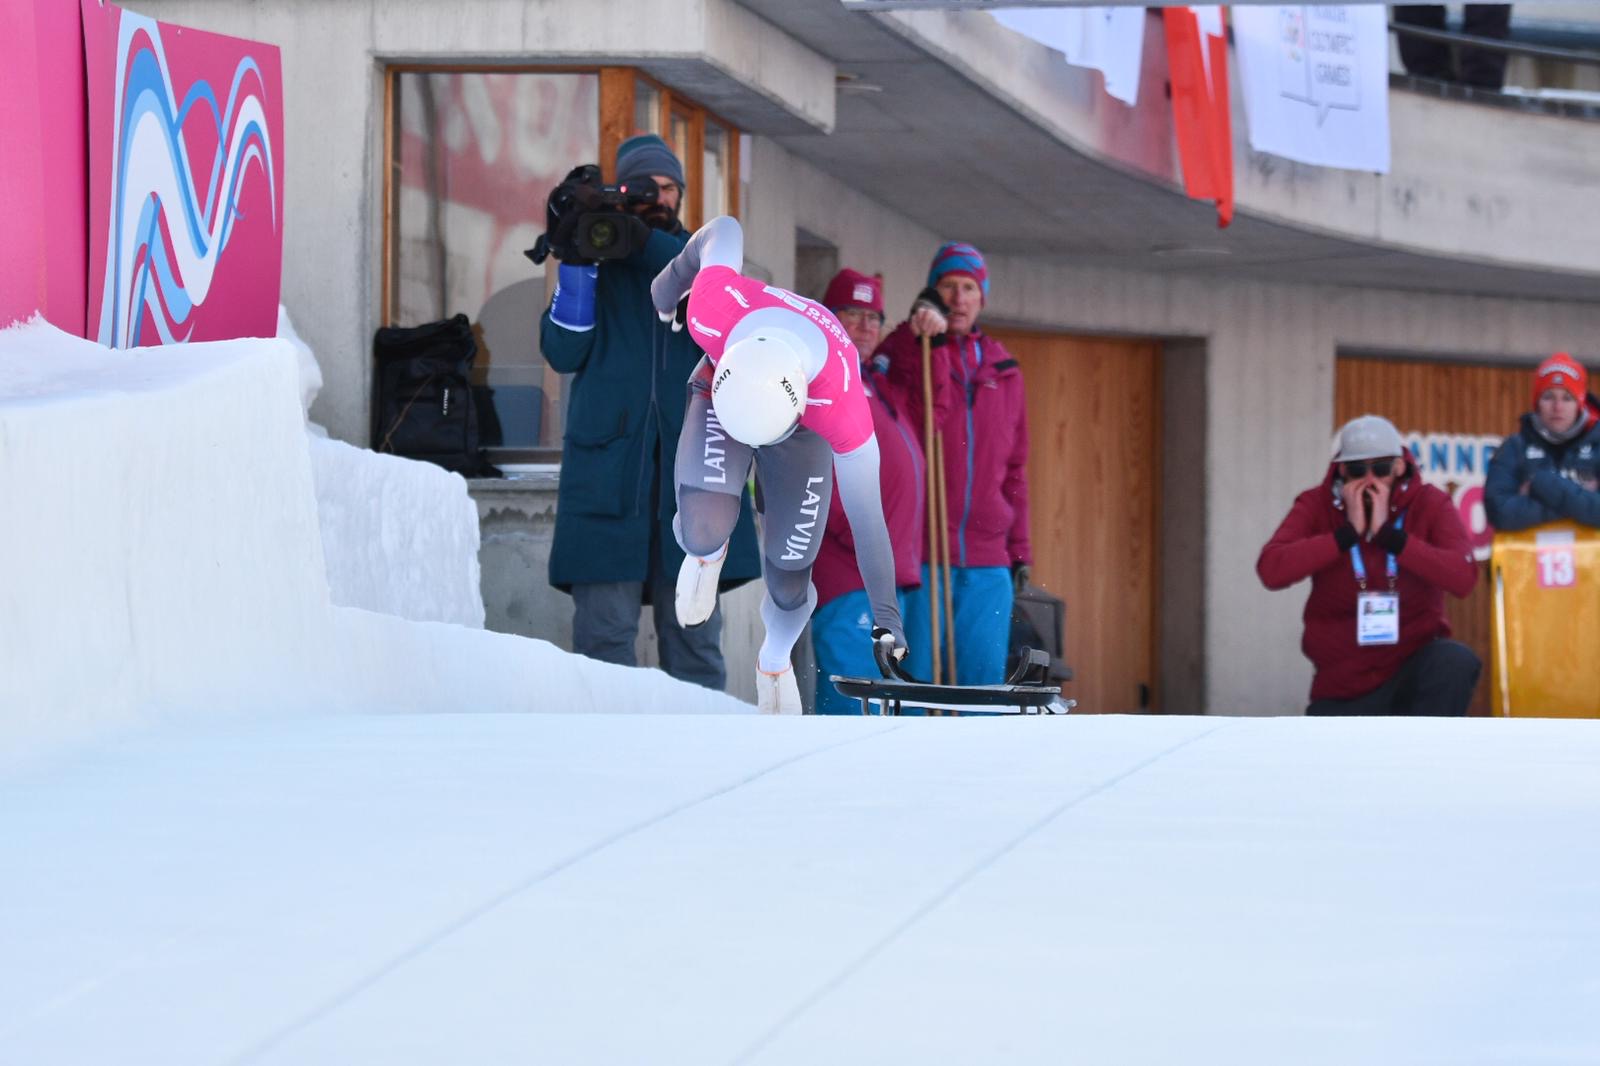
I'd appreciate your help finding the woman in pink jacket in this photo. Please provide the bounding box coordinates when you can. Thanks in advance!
[809,269,938,712]
[877,243,1031,685]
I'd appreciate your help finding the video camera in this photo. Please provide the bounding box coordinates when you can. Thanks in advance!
[524,164,658,266]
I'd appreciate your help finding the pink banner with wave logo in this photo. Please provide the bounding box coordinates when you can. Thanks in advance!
[1,0,88,334]
[83,0,283,347]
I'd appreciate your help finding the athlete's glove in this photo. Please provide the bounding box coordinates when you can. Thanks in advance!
[872,626,915,682]
[657,293,690,333]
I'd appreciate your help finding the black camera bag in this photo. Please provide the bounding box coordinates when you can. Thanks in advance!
[371,314,492,476]
[1008,584,1073,683]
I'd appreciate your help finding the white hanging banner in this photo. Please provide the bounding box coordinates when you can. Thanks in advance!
[1232,4,1391,173]
[992,7,1146,106]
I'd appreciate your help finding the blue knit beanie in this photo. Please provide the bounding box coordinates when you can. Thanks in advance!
[615,134,686,190]
[927,241,989,301]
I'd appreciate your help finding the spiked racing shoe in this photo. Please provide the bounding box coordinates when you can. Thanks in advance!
[757,666,803,715]
[675,542,727,627]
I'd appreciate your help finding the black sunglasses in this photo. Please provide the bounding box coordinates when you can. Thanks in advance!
[1341,459,1396,478]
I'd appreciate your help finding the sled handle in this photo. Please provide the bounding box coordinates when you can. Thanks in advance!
[873,633,923,683]
[1006,647,1051,687]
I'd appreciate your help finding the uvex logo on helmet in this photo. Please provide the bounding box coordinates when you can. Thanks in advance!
[779,376,800,409]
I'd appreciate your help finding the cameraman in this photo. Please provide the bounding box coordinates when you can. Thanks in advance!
[540,134,758,689]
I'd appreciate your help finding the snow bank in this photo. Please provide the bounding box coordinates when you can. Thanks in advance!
[308,436,484,626]
[0,321,748,757]
[276,305,484,625]
[276,304,323,421]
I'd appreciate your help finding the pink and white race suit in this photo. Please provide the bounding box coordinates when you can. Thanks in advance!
[683,265,875,456]
[652,217,906,662]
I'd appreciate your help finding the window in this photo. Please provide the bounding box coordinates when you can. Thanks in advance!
[633,80,662,136]
[703,120,731,223]
[384,66,741,463]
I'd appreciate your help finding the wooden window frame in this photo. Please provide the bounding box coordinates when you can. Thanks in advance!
[380,65,741,465]
[383,64,742,329]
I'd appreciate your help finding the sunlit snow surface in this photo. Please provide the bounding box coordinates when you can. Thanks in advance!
[5,712,1599,1065]
[3,321,1598,1063]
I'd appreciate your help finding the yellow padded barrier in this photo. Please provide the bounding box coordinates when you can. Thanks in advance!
[1489,521,1600,718]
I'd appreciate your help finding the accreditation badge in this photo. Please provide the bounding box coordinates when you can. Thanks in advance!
[1356,591,1400,646]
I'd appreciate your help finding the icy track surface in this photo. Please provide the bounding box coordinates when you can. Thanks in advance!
[5,712,1599,1065]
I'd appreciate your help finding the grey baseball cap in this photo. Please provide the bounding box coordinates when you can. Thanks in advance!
[1333,415,1405,462]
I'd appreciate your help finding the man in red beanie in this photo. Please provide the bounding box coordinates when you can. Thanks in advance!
[1258,415,1480,715]
[1485,352,1600,531]
[809,269,937,711]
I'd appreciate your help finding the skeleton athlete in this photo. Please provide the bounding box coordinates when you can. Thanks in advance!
[652,216,908,713]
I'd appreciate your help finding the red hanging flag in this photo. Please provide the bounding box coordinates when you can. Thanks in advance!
[1164,6,1233,228]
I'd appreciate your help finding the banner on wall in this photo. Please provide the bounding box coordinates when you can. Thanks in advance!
[1163,5,1232,227]
[1,0,49,330]
[1404,431,1503,562]
[1232,5,1390,173]
[82,0,284,348]
[1,0,89,334]
[991,7,1146,106]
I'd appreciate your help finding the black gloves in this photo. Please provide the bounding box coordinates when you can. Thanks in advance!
[1334,522,1406,555]
[909,286,950,348]
[1372,524,1408,556]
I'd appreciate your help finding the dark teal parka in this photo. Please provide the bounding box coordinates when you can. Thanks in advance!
[540,227,759,595]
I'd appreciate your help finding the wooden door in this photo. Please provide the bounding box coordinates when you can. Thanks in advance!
[988,329,1162,713]
[1335,355,1529,716]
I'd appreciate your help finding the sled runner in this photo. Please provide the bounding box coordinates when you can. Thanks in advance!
[831,644,1076,717]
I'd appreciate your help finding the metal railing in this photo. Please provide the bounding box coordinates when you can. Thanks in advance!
[1389,21,1600,69]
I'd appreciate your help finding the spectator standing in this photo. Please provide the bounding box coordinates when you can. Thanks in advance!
[809,269,936,713]
[1485,352,1600,531]
[878,242,1031,686]
[1394,5,1514,90]
[1257,415,1481,716]
[540,134,759,689]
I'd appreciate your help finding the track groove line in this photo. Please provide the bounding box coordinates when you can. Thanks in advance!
[730,722,1233,1065]
[226,722,908,1066]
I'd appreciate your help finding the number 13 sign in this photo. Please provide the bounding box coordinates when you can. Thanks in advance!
[1536,530,1579,589]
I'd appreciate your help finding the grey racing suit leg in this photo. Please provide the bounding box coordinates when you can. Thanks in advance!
[750,425,834,673]
[674,363,754,558]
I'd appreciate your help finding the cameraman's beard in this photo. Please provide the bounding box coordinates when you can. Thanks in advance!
[641,203,679,232]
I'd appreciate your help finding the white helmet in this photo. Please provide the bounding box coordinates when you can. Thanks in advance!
[710,331,808,447]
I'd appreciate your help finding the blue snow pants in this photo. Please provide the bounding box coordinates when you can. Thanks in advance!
[811,587,931,715]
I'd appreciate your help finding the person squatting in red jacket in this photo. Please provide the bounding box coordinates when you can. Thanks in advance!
[876,242,1032,686]
[809,269,939,713]
[1257,415,1481,716]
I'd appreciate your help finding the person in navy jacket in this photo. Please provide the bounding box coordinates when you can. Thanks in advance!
[1485,352,1600,532]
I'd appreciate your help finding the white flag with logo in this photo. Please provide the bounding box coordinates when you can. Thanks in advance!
[1233,4,1390,172]
[991,7,1146,106]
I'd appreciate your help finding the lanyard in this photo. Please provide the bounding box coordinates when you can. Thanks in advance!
[1350,513,1403,591]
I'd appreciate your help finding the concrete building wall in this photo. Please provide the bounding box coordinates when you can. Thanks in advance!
[745,133,1600,712]
[894,6,1600,276]
[133,0,1600,713]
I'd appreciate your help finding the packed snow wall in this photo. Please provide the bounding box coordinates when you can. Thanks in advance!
[0,322,749,758]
